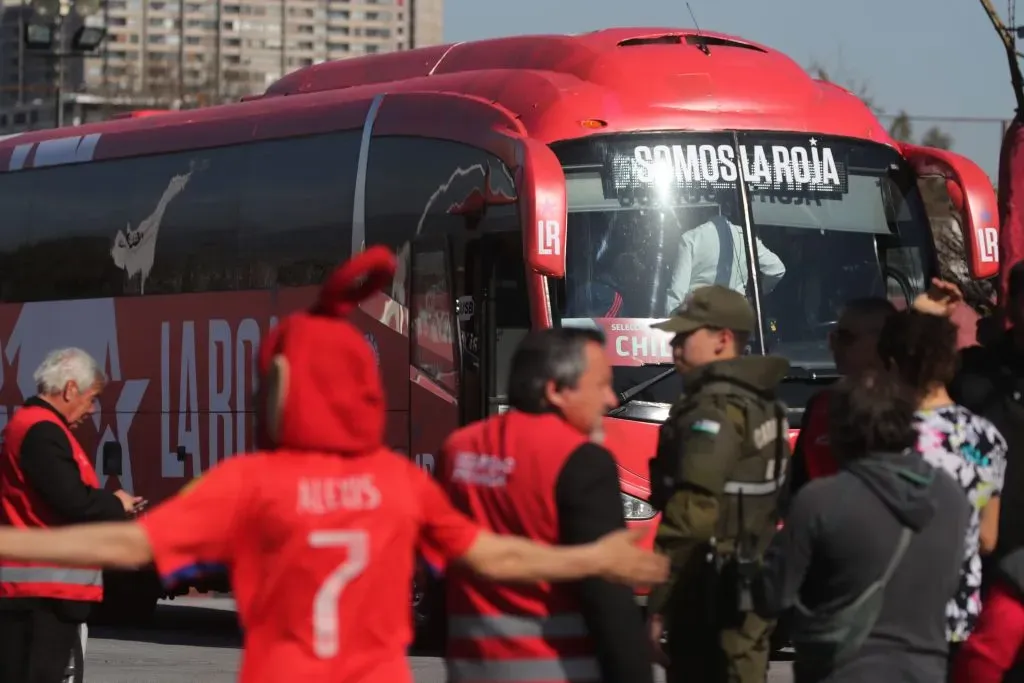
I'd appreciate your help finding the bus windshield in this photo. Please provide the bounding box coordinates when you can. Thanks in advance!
[549,132,934,385]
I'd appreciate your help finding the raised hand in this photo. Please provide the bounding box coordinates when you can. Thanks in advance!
[912,277,963,318]
[592,528,669,588]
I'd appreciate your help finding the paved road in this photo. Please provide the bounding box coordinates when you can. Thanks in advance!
[85,598,794,682]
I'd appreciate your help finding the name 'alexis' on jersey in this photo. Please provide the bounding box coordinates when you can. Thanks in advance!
[297,475,382,515]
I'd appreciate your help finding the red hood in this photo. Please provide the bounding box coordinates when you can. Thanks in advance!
[256,246,396,454]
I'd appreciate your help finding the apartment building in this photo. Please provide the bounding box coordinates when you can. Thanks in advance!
[0,0,443,109]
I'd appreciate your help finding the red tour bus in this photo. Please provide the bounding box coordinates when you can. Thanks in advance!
[0,28,999,637]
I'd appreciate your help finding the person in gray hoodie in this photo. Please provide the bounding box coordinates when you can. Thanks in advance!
[754,371,970,683]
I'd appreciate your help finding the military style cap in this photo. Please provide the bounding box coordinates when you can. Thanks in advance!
[652,285,756,334]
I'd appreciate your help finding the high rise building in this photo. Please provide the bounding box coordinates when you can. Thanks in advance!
[0,0,444,110]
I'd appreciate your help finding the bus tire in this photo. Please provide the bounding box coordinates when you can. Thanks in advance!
[90,569,161,626]
[411,562,446,655]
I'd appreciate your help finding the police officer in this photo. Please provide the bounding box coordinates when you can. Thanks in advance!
[0,348,143,683]
[438,327,654,683]
[646,285,790,683]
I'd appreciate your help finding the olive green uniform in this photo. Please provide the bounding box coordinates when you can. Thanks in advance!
[647,287,791,683]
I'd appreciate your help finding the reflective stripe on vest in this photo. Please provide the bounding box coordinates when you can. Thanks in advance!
[448,657,601,683]
[449,614,589,639]
[448,614,599,682]
[723,473,786,496]
[0,566,102,588]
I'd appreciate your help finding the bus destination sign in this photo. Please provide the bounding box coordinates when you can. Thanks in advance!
[614,139,848,196]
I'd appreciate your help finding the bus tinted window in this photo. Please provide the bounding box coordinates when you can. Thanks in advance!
[365,136,518,308]
[0,129,362,302]
[0,172,39,302]
[14,161,129,301]
[133,147,245,296]
[238,131,361,288]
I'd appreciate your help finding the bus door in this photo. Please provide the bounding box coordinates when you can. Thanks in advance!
[454,232,531,423]
[409,234,460,474]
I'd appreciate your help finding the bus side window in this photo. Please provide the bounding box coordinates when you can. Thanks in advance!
[238,131,361,289]
[141,147,245,295]
[410,238,458,396]
[0,171,35,302]
[14,161,130,301]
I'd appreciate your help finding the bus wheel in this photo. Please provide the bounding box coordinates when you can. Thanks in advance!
[411,560,446,655]
[90,569,161,626]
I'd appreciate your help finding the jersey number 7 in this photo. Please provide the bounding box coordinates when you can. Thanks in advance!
[309,530,369,659]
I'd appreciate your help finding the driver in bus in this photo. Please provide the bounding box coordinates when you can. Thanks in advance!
[665,202,786,314]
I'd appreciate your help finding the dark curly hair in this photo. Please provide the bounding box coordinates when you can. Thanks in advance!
[876,309,959,396]
[829,371,919,461]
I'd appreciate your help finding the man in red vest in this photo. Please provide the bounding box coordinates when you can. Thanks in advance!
[0,347,143,683]
[788,297,896,492]
[436,327,654,683]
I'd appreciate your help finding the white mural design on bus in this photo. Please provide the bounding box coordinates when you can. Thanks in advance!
[110,167,194,294]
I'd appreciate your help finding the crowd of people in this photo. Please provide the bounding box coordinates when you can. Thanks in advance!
[2,244,1024,683]
[754,266,1024,683]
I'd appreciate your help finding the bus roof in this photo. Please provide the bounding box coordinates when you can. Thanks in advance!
[0,27,892,170]
[109,109,171,120]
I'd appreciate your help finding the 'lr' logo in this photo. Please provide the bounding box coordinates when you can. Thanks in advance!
[978,227,999,264]
[537,220,560,256]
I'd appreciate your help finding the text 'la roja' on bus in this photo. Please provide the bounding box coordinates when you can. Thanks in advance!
[0,27,1000,640]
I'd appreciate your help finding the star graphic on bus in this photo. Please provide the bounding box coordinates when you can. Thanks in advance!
[536,195,565,224]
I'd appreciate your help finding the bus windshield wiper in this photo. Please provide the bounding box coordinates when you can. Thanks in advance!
[607,362,839,418]
[607,364,676,417]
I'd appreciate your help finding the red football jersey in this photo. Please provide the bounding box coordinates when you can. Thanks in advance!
[139,449,481,683]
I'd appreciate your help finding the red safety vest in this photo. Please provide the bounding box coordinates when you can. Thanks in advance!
[439,410,601,683]
[0,406,104,602]
[800,390,839,480]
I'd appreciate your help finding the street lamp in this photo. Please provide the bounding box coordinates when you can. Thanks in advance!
[23,0,107,128]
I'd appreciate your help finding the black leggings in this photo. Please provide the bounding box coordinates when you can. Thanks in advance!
[0,608,79,683]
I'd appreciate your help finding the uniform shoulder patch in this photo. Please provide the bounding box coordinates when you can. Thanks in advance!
[691,419,721,435]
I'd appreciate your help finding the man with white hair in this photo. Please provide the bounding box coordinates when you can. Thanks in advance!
[0,347,143,683]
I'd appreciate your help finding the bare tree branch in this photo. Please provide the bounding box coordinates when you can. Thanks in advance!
[806,58,882,115]
[979,0,1024,112]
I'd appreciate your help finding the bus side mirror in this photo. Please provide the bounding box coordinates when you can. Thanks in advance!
[516,137,567,278]
[901,143,999,280]
[102,441,123,477]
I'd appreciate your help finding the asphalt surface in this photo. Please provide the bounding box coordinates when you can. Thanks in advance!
[85,598,795,682]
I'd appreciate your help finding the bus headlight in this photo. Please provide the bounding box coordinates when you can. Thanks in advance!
[621,492,657,520]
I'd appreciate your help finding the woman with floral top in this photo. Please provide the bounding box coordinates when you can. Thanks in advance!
[878,301,1007,667]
